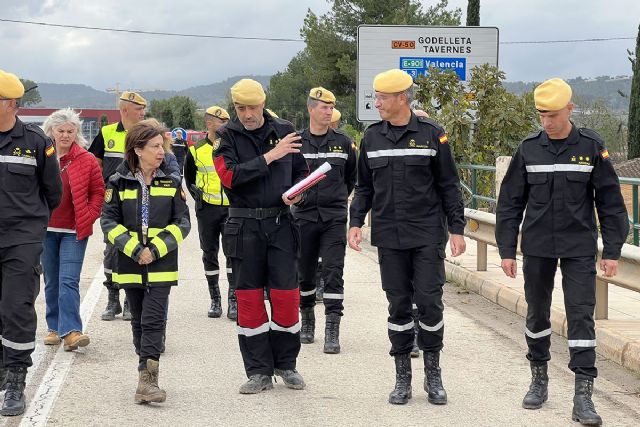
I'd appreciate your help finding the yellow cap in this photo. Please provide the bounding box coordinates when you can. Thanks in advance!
[0,70,25,99]
[373,69,413,93]
[308,87,336,104]
[206,105,230,120]
[119,91,147,106]
[265,108,279,118]
[230,79,266,105]
[534,78,572,112]
[331,108,341,123]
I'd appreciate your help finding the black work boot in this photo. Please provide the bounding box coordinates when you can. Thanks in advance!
[274,369,306,390]
[572,375,602,426]
[227,288,238,321]
[0,365,6,391]
[323,314,341,354]
[424,351,447,405]
[522,362,548,409]
[410,324,420,358]
[122,297,132,321]
[389,353,412,404]
[1,367,27,416]
[239,374,274,394]
[208,282,222,318]
[300,307,315,344]
[101,288,122,321]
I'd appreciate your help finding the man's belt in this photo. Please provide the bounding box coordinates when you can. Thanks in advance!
[228,207,289,219]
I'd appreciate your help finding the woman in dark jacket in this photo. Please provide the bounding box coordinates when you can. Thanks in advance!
[101,119,190,404]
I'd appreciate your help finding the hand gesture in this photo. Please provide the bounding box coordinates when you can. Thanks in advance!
[264,133,302,164]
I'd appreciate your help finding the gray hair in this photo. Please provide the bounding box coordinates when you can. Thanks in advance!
[307,97,320,109]
[43,108,88,148]
[402,86,414,104]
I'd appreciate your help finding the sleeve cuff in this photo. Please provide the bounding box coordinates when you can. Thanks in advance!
[498,248,517,259]
[602,248,621,260]
[350,218,364,228]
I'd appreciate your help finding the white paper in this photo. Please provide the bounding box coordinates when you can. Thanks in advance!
[284,161,332,197]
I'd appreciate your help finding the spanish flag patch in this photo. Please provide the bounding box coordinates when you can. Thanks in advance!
[439,134,449,144]
[45,145,55,157]
[601,149,609,159]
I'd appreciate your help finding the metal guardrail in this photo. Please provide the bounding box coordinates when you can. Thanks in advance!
[458,164,497,208]
[464,208,640,320]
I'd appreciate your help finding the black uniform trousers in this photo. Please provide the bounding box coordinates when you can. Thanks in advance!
[523,255,597,377]
[223,214,300,377]
[296,217,346,316]
[0,243,42,368]
[196,203,234,297]
[103,241,118,291]
[125,286,171,369]
[378,244,446,356]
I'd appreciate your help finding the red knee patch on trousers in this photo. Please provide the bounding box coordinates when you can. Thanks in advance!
[236,289,268,328]
[269,288,300,327]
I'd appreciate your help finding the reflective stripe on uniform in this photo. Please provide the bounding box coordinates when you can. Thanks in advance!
[388,320,415,332]
[568,339,596,348]
[165,224,184,243]
[419,319,444,332]
[197,166,216,173]
[237,322,270,337]
[205,270,220,276]
[303,153,348,160]
[107,224,128,244]
[150,187,177,197]
[123,235,140,257]
[150,236,168,257]
[323,293,344,300]
[368,148,436,158]
[0,155,37,166]
[119,189,138,200]
[148,228,162,238]
[0,335,36,351]
[525,164,594,173]
[104,152,125,158]
[525,327,552,339]
[227,268,233,274]
[300,288,316,297]
[270,321,301,334]
[112,273,143,284]
[149,271,179,283]
[202,192,224,203]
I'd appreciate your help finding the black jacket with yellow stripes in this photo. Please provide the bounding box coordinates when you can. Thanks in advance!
[100,162,190,288]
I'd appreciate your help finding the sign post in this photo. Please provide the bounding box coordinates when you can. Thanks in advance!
[357,25,499,122]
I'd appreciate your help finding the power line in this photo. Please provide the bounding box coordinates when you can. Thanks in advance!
[0,18,635,45]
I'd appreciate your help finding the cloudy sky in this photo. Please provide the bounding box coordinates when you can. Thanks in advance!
[2,0,639,91]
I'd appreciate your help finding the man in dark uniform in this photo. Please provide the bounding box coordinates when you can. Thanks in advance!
[348,69,466,406]
[89,91,147,321]
[0,70,62,416]
[496,78,628,426]
[293,87,356,353]
[184,105,237,319]
[214,79,309,394]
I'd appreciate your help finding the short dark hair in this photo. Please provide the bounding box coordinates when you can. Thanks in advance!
[124,119,168,172]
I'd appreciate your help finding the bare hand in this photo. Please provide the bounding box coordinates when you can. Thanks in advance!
[501,259,517,278]
[264,133,302,164]
[599,259,618,277]
[282,193,302,206]
[138,247,154,265]
[449,234,466,257]
[348,227,362,252]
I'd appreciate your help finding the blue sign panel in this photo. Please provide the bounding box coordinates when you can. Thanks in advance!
[399,57,467,81]
[171,127,187,140]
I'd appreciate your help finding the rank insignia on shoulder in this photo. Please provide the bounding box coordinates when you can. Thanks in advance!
[104,188,113,203]
[45,145,55,157]
[601,149,609,159]
[439,134,449,144]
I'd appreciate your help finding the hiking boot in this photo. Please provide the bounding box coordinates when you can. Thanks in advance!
[122,297,132,321]
[208,299,222,318]
[274,369,305,390]
[63,331,90,352]
[323,314,341,354]
[572,375,602,426]
[522,362,548,409]
[389,353,412,404]
[44,331,61,345]
[134,360,166,404]
[101,289,122,321]
[208,281,222,318]
[300,307,315,344]
[227,288,238,320]
[1,367,27,416]
[239,374,274,394]
[424,351,447,405]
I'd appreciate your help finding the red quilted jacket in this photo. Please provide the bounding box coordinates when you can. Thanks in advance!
[57,142,105,240]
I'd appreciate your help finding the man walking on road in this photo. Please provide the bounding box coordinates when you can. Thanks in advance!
[214,79,308,394]
[348,69,466,405]
[0,70,62,416]
[496,78,629,426]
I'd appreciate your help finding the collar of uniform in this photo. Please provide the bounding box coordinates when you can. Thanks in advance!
[540,123,579,146]
[116,121,125,132]
[225,114,276,140]
[302,128,334,149]
[380,112,419,140]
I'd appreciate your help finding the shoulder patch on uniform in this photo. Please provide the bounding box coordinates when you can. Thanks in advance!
[523,130,543,142]
[45,144,55,157]
[104,188,113,203]
[600,149,610,160]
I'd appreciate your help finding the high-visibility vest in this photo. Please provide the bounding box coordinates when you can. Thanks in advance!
[101,123,127,180]
[188,138,229,206]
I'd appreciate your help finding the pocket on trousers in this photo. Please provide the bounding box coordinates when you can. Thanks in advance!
[222,222,243,259]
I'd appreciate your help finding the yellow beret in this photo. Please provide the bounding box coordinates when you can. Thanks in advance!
[0,70,25,99]
[534,78,572,112]
[206,105,230,120]
[265,108,279,118]
[119,91,147,107]
[308,87,336,104]
[373,69,413,93]
[331,108,341,123]
[231,79,266,105]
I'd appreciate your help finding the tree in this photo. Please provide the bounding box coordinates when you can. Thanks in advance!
[267,50,313,127]
[19,79,41,107]
[147,96,198,129]
[269,1,462,129]
[573,97,628,161]
[466,0,480,26]
[628,22,640,159]
[99,114,109,128]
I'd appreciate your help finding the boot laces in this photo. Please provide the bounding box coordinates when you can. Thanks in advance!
[5,383,23,401]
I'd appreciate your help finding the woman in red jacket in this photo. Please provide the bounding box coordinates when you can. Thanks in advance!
[42,108,104,351]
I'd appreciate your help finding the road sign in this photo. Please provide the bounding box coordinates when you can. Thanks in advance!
[357,25,499,121]
[171,127,186,140]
